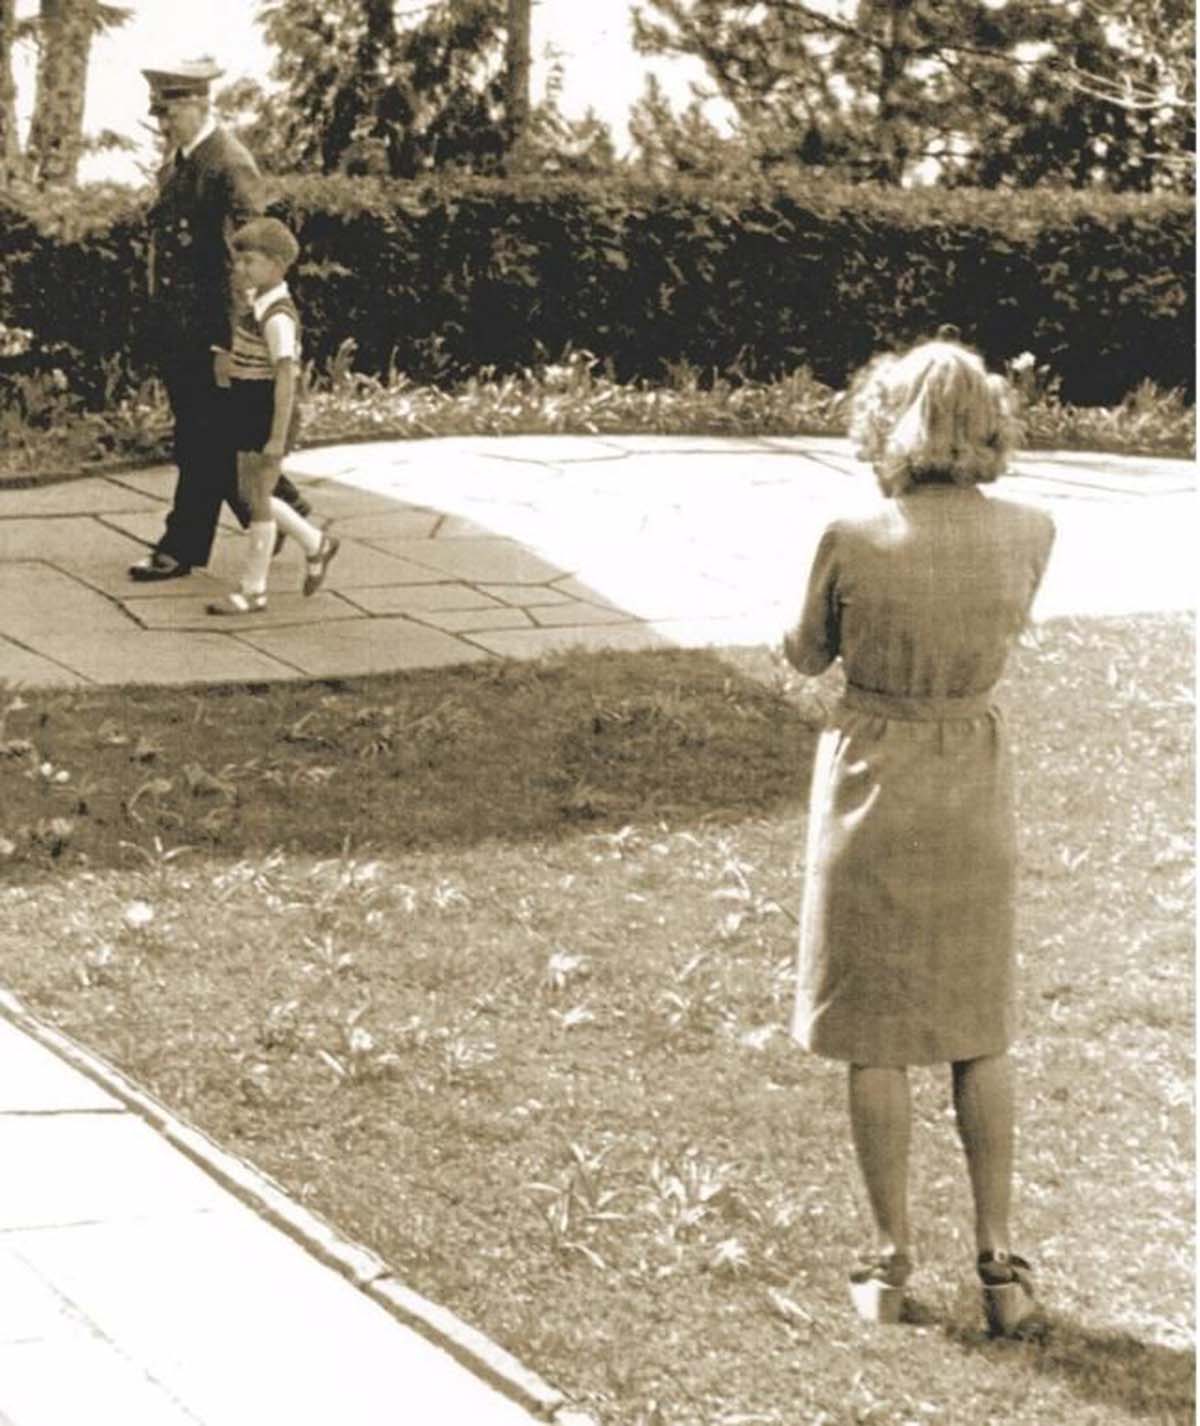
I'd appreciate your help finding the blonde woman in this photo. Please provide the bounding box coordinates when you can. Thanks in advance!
[783,338,1055,1333]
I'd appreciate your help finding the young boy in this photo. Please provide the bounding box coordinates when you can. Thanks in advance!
[206,216,339,615]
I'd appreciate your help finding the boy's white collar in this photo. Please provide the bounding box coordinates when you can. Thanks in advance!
[250,281,290,319]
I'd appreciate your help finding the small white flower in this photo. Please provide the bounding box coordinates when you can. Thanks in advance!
[122,900,155,930]
[347,1026,375,1056]
[1010,351,1036,373]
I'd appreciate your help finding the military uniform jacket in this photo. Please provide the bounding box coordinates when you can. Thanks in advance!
[147,125,263,352]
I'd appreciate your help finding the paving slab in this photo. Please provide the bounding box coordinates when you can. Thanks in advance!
[466,623,671,659]
[84,564,229,600]
[101,508,242,548]
[602,434,783,456]
[0,1113,229,1229]
[100,466,178,498]
[298,539,450,589]
[8,1205,541,1426]
[0,516,145,567]
[0,1019,121,1114]
[237,617,492,676]
[0,637,89,688]
[0,434,1193,690]
[0,563,139,637]
[374,537,574,584]
[0,477,163,517]
[342,583,505,616]
[321,508,441,540]
[0,1007,552,1426]
[473,433,635,464]
[477,583,576,607]
[30,631,302,685]
[1016,450,1196,489]
[0,1243,100,1345]
[433,514,500,538]
[0,1335,205,1426]
[289,480,420,520]
[411,606,534,634]
[125,590,355,632]
[529,599,643,628]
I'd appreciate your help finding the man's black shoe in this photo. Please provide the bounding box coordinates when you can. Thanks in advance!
[128,552,192,582]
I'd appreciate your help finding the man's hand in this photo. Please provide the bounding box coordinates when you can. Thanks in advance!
[212,348,232,388]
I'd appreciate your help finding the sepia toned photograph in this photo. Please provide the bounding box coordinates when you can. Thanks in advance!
[0,2,1193,1423]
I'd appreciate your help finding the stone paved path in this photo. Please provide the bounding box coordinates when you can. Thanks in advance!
[0,434,1194,688]
[0,1003,556,1426]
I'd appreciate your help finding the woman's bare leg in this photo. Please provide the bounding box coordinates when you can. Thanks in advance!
[951,1053,1014,1257]
[848,1064,912,1259]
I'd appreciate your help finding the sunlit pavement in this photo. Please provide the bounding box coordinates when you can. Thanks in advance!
[0,1004,557,1426]
[0,434,1194,687]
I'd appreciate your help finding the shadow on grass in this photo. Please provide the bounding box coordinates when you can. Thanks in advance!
[0,643,824,879]
[945,1313,1196,1421]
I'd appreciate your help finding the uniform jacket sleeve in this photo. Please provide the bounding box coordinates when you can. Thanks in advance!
[148,128,264,350]
[783,522,843,674]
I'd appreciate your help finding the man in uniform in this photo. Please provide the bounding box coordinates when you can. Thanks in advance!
[129,58,310,581]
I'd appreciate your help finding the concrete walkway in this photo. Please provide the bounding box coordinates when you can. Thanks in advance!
[0,996,570,1426]
[1,434,1194,688]
[0,434,1193,1425]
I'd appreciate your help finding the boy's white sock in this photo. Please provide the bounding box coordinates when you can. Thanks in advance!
[270,497,323,557]
[241,521,276,595]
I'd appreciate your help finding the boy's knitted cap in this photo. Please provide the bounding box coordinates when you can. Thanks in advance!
[233,217,300,270]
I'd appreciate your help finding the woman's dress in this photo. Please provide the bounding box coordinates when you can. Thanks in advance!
[785,485,1055,1066]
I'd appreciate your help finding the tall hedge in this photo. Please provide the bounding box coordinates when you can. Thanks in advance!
[1,174,1193,407]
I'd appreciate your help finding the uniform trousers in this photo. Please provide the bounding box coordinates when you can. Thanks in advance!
[156,348,307,569]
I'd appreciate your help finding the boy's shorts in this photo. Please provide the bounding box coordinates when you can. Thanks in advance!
[229,379,301,454]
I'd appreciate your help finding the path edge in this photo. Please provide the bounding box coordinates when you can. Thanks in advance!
[0,984,589,1425]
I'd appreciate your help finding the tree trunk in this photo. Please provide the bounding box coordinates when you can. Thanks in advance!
[26,0,94,187]
[0,0,23,187]
[874,0,912,184]
[504,0,532,169]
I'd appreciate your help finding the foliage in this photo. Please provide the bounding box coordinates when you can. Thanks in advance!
[257,0,510,177]
[0,616,1192,1426]
[4,0,132,188]
[1,339,1193,482]
[0,175,1193,417]
[219,4,616,180]
[631,0,1196,191]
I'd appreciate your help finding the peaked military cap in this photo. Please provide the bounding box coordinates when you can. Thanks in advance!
[143,57,223,105]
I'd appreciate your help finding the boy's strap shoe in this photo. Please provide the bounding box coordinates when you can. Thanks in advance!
[206,590,267,616]
[129,551,192,581]
[302,534,340,596]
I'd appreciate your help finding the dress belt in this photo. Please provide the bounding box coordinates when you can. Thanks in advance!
[841,685,995,722]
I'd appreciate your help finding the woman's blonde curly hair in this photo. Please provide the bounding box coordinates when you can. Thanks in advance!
[847,339,1020,497]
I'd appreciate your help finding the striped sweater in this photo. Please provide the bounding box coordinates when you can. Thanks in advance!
[230,284,301,381]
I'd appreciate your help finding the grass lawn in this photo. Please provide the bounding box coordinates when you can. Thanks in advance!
[0,612,1192,1426]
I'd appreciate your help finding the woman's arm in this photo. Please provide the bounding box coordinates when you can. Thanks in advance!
[782,522,842,674]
